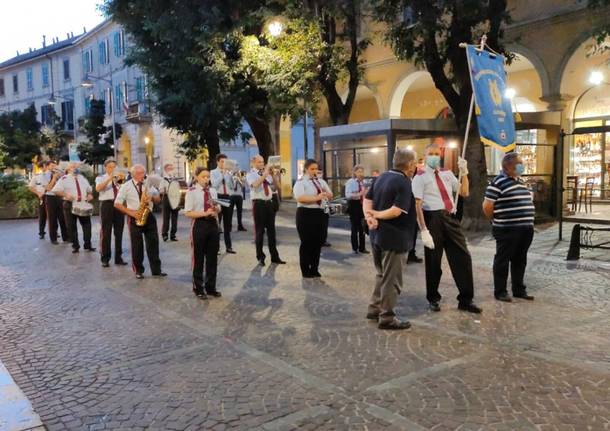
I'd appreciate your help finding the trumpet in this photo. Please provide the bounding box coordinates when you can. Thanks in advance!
[112,168,128,185]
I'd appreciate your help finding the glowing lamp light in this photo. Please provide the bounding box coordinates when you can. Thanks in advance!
[144,137,150,144]
[370,147,380,153]
[504,88,516,99]
[448,141,458,149]
[268,21,283,37]
[406,145,414,151]
[589,71,604,86]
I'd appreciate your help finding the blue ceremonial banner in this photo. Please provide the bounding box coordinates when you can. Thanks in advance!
[68,143,81,162]
[466,45,515,152]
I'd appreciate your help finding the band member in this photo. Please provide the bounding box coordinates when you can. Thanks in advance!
[246,155,285,266]
[318,169,331,247]
[211,154,236,254]
[44,161,69,244]
[483,152,535,302]
[293,159,333,278]
[408,165,423,264]
[160,163,180,242]
[52,162,95,253]
[114,164,167,279]
[412,143,481,314]
[344,165,369,255]
[184,167,221,299]
[230,169,247,231]
[28,162,48,239]
[95,159,127,267]
[363,148,417,330]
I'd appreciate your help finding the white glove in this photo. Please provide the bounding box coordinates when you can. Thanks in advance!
[421,229,435,249]
[458,157,469,176]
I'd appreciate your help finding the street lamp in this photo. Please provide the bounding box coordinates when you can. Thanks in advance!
[268,21,284,38]
[80,73,118,160]
[504,87,516,100]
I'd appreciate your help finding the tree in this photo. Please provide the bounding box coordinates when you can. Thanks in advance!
[77,99,119,168]
[374,0,511,227]
[40,106,69,160]
[0,104,42,168]
[589,0,610,56]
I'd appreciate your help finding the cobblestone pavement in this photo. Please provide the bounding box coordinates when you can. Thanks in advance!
[0,204,609,431]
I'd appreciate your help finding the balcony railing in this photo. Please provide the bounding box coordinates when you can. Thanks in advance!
[125,102,152,123]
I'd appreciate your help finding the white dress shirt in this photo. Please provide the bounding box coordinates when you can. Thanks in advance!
[114,179,158,211]
[344,178,364,200]
[210,168,234,196]
[293,174,332,209]
[29,172,48,195]
[184,184,219,213]
[246,169,274,201]
[95,174,118,201]
[52,174,92,201]
[411,166,459,212]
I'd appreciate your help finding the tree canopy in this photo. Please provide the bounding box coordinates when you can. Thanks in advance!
[77,99,120,167]
[0,104,42,168]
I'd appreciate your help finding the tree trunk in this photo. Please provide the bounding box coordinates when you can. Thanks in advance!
[245,115,273,161]
[205,129,220,170]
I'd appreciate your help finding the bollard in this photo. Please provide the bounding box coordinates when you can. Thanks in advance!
[566,224,581,261]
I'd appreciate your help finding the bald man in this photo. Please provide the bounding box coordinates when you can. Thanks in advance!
[114,164,167,279]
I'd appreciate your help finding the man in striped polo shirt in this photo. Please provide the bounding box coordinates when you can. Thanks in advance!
[483,152,535,302]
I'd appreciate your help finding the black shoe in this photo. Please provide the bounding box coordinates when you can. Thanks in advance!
[152,272,168,277]
[366,313,379,320]
[193,288,208,299]
[322,242,331,247]
[135,273,144,279]
[238,226,247,232]
[101,262,110,268]
[72,248,79,253]
[302,273,315,279]
[407,252,423,263]
[170,237,178,242]
[359,249,370,254]
[513,292,534,301]
[312,271,322,278]
[429,302,441,312]
[207,291,222,298]
[51,240,59,245]
[458,302,482,314]
[115,260,128,266]
[258,259,266,266]
[226,248,236,254]
[271,259,286,264]
[352,250,359,255]
[495,293,513,302]
[39,234,45,239]
[85,247,96,252]
[162,235,168,242]
[378,319,411,330]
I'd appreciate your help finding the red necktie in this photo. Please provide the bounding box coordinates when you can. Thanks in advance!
[136,182,143,198]
[74,176,82,201]
[262,178,270,196]
[222,173,227,195]
[434,171,453,212]
[203,187,209,211]
[311,178,323,205]
[112,178,118,199]
[357,180,363,202]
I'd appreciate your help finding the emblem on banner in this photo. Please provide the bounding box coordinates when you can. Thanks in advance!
[489,80,502,107]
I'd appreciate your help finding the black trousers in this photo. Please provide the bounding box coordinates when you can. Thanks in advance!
[127,213,162,275]
[322,213,329,244]
[100,200,125,263]
[230,194,244,228]
[217,194,233,249]
[37,195,47,236]
[191,217,219,293]
[161,195,179,239]
[492,226,534,297]
[252,199,279,261]
[46,195,69,242]
[348,200,366,252]
[63,201,92,250]
[423,210,474,305]
[296,207,325,276]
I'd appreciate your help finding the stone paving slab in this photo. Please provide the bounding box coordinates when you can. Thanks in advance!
[0,360,43,431]
[0,207,609,430]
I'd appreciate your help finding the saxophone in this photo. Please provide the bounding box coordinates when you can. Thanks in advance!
[135,187,151,226]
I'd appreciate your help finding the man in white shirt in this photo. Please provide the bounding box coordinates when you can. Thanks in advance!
[230,170,247,231]
[95,158,127,268]
[210,154,236,253]
[412,142,481,314]
[43,161,70,244]
[159,163,180,242]
[52,162,95,253]
[246,155,285,266]
[114,164,166,279]
[28,162,49,239]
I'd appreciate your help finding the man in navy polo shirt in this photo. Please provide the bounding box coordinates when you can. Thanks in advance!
[483,152,535,302]
[363,148,417,330]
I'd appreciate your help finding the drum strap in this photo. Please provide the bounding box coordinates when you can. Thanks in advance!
[74,176,82,202]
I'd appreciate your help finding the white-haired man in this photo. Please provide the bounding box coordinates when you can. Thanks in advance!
[114,164,166,279]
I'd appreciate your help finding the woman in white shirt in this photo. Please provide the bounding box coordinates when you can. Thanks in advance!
[184,167,221,299]
[292,159,333,278]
